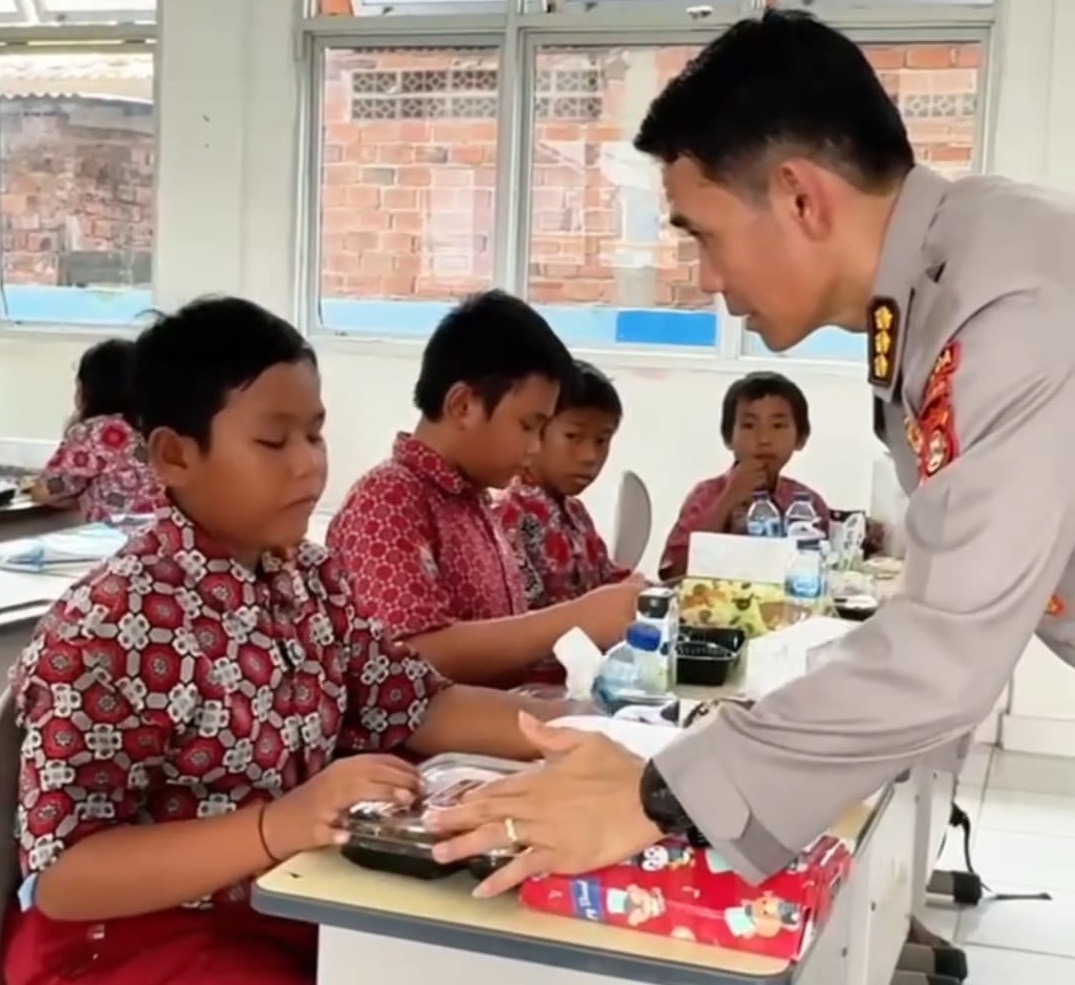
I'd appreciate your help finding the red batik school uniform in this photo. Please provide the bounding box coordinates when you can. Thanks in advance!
[3,506,448,985]
[327,432,528,654]
[37,413,166,523]
[495,475,631,611]
[659,472,831,576]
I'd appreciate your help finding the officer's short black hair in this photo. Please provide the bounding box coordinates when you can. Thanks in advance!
[132,296,316,449]
[77,338,137,423]
[720,371,810,444]
[555,359,623,421]
[634,10,914,195]
[413,289,574,420]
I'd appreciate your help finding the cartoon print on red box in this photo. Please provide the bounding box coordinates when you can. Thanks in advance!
[519,834,851,960]
[638,844,694,872]
[723,892,803,940]
[570,880,667,928]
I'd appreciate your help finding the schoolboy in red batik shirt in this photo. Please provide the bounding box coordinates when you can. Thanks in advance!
[496,360,632,611]
[30,339,165,522]
[659,371,831,580]
[5,297,578,985]
[328,291,642,689]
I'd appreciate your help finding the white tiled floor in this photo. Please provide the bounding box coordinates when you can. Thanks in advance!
[919,746,1075,981]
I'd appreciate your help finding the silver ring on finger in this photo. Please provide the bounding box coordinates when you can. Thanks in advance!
[504,816,522,848]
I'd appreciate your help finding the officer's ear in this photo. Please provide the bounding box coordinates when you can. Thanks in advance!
[771,160,832,241]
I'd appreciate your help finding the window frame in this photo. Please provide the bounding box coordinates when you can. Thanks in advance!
[0,24,155,335]
[0,0,155,26]
[299,2,995,369]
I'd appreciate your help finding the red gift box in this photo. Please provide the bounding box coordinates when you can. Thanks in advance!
[518,835,851,959]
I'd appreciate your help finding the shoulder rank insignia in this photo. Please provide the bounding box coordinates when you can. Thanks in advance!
[867,297,899,387]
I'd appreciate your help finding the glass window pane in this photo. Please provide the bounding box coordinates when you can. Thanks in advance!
[0,52,155,325]
[317,46,499,336]
[744,39,983,361]
[315,1,507,15]
[37,0,155,21]
[526,44,716,349]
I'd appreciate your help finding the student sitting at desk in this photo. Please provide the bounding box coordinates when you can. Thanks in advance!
[495,359,631,610]
[327,291,641,688]
[659,371,830,580]
[4,297,584,985]
[29,338,165,522]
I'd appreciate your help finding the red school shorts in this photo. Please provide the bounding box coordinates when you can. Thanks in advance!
[2,901,318,985]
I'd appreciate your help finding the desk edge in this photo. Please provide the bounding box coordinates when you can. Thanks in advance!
[251,883,793,985]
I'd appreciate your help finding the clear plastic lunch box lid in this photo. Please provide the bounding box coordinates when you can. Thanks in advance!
[344,753,530,862]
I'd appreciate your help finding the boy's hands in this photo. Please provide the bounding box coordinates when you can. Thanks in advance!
[571,574,645,649]
[260,754,421,861]
[723,458,770,507]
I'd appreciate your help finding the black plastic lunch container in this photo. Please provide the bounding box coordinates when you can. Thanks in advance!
[674,626,747,686]
[341,753,531,880]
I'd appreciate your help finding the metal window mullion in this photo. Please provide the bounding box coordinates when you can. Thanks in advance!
[302,13,507,37]
[301,39,327,335]
[716,296,743,360]
[0,22,153,42]
[491,1,525,292]
[16,0,41,23]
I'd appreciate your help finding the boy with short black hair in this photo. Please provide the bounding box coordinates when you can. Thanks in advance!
[496,359,631,612]
[659,370,830,580]
[6,296,580,985]
[328,290,641,688]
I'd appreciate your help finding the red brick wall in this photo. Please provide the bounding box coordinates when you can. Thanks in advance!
[0,42,982,304]
[321,42,982,309]
[0,97,155,286]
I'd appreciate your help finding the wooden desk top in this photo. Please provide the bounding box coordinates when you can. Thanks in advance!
[254,798,879,985]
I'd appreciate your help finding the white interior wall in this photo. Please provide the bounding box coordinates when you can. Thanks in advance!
[0,0,1072,751]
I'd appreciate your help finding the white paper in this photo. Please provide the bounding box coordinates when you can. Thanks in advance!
[742,616,857,700]
[686,531,797,582]
[553,627,603,700]
[547,715,681,759]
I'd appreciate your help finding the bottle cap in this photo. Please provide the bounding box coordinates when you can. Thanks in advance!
[625,622,662,651]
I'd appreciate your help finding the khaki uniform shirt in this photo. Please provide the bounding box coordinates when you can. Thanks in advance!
[655,165,1075,882]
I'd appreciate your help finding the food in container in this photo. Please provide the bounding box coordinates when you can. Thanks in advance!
[341,753,530,880]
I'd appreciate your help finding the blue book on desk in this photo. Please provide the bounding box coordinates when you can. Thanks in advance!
[0,524,128,574]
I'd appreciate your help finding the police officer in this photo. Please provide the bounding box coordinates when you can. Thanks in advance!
[425,9,1075,895]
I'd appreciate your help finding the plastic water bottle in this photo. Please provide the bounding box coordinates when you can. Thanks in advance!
[625,621,668,694]
[783,538,825,624]
[595,639,643,695]
[745,490,783,537]
[784,492,821,542]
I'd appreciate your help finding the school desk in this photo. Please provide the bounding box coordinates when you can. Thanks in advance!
[0,495,78,541]
[253,788,913,985]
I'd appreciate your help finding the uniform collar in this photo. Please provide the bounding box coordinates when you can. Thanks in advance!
[148,504,304,617]
[867,165,950,403]
[393,431,476,498]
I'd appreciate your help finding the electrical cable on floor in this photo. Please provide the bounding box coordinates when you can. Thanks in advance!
[929,802,1051,905]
